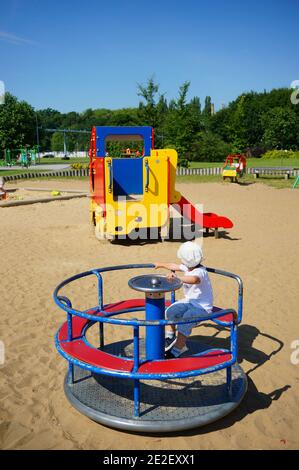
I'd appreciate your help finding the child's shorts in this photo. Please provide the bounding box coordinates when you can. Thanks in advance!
[166,300,209,337]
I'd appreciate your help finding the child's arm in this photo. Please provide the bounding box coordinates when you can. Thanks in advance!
[154,262,183,272]
[167,272,201,284]
[180,275,201,285]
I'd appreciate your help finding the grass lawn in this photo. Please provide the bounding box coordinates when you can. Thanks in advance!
[177,173,298,189]
[0,157,89,166]
[190,158,299,169]
[37,157,89,164]
[2,157,299,169]
[0,169,51,177]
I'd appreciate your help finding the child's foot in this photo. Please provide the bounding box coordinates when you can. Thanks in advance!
[165,345,188,359]
[165,334,176,352]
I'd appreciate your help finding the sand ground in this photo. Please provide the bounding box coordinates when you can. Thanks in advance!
[0,179,298,450]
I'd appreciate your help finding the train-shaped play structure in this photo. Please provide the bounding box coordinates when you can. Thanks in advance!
[222,154,246,183]
[89,126,233,240]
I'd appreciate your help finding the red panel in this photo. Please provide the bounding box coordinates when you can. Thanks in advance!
[58,309,106,341]
[61,340,134,372]
[89,127,96,194]
[92,158,105,206]
[176,195,233,229]
[58,317,88,342]
[212,306,234,324]
[138,350,232,374]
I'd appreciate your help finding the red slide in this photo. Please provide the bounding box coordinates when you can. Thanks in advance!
[173,195,233,230]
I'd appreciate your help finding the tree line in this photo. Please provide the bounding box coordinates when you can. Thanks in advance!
[0,78,298,163]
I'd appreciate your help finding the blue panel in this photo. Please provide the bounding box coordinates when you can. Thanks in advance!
[112,158,143,196]
[95,126,153,157]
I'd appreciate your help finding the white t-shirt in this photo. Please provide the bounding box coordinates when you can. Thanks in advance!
[179,264,213,313]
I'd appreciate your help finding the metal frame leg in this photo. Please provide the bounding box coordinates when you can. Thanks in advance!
[99,322,104,349]
[134,379,140,417]
[68,363,74,385]
[226,365,232,397]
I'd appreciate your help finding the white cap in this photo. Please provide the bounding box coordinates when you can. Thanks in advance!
[177,242,203,268]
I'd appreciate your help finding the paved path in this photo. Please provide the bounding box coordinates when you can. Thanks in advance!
[0,164,71,171]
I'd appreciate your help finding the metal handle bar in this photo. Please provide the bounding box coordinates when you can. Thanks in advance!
[145,159,149,192]
[108,160,112,193]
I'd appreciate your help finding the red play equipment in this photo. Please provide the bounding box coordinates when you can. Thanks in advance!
[175,195,233,238]
[222,154,247,182]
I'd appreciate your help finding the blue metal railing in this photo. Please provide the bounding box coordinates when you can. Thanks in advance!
[54,263,243,416]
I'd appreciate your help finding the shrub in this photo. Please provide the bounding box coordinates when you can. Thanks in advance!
[261,150,299,159]
[178,158,190,168]
[71,163,90,170]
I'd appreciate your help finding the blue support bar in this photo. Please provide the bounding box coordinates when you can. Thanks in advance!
[134,379,140,417]
[171,271,176,304]
[231,323,238,361]
[226,366,232,396]
[67,313,73,341]
[133,325,140,417]
[57,296,74,385]
[145,296,165,360]
[99,323,104,349]
[92,270,104,349]
[133,326,140,372]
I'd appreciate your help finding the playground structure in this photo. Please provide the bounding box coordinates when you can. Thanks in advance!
[54,264,247,432]
[2,146,38,167]
[89,126,233,240]
[222,154,246,183]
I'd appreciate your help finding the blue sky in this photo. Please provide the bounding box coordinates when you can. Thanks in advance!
[0,0,298,112]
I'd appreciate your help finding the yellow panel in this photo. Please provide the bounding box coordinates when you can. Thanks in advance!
[103,152,177,236]
[223,169,237,177]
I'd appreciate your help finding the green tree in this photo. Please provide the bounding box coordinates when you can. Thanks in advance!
[192,131,232,162]
[137,77,161,128]
[261,107,299,149]
[0,92,35,153]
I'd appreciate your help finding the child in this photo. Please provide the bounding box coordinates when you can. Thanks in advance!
[155,241,213,359]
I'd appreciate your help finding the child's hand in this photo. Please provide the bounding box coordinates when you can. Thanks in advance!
[167,272,177,281]
[154,262,161,269]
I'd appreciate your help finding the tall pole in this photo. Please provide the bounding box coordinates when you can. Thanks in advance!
[63,131,67,156]
[35,113,40,163]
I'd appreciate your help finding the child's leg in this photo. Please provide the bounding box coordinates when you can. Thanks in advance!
[174,332,188,349]
[169,304,207,357]
[165,302,189,338]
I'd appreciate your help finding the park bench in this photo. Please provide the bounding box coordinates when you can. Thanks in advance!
[252,167,294,180]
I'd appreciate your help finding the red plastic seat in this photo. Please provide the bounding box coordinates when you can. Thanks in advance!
[57,299,234,376]
[138,350,232,374]
[211,306,234,325]
[59,335,231,376]
[61,339,134,372]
